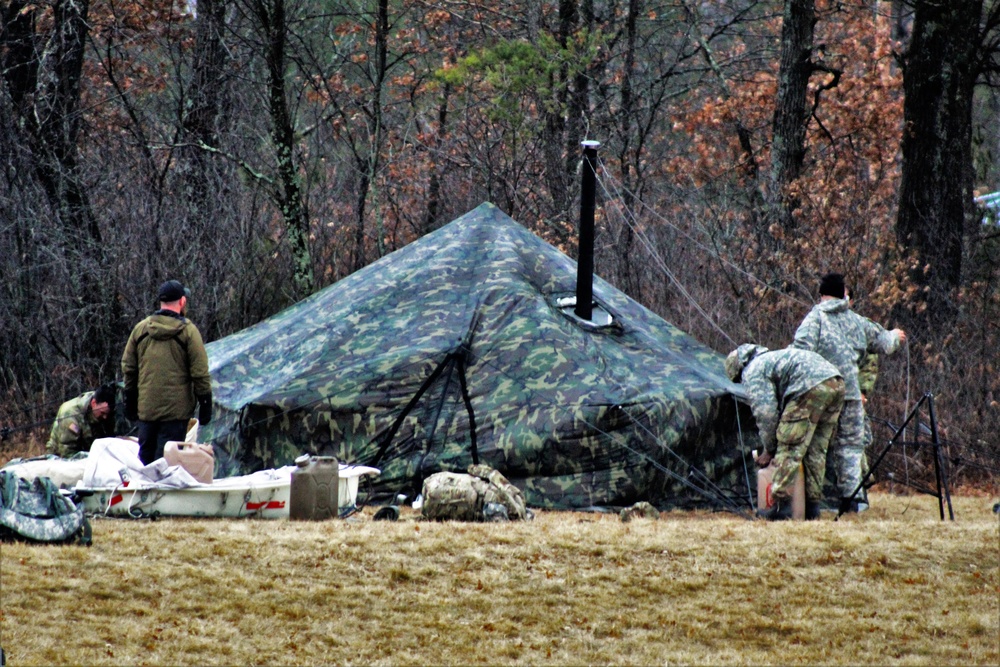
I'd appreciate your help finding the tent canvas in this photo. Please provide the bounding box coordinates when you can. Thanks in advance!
[202,203,753,510]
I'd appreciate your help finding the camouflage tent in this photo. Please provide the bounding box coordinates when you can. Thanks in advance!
[203,203,753,510]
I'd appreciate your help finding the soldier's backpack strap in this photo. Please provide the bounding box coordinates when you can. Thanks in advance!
[134,324,190,357]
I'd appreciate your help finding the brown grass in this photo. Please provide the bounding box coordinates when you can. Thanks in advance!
[1,494,997,666]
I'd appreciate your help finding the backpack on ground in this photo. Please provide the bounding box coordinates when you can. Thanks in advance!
[421,464,532,522]
[0,470,92,545]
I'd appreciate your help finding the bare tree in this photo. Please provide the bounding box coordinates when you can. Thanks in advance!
[895,0,988,331]
[245,0,314,298]
[769,0,816,231]
[178,0,231,216]
[1,0,121,382]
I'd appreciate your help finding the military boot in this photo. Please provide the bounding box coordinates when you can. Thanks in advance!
[758,498,793,521]
[805,500,822,521]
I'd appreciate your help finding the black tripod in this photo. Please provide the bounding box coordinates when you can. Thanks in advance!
[840,392,954,521]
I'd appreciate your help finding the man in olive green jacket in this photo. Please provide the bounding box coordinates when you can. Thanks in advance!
[46,385,116,458]
[122,280,213,464]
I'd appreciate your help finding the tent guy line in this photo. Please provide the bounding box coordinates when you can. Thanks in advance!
[595,170,737,347]
[593,156,813,310]
[590,158,773,508]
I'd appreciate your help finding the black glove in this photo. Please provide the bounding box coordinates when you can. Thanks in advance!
[197,394,213,425]
[124,388,139,422]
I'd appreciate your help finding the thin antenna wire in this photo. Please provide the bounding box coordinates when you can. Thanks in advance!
[594,157,811,310]
[595,169,738,346]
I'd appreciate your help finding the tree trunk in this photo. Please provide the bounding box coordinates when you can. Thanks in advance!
[422,80,451,235]
[255,0,314,298]
[180,0,230,210]
[2,0,38,113]
[565,0,593,197]
[19,0,100,246]
[352,0,389,272]
[770,0,816,232]
[614,0,641,298]
[6,0,117,371]
[896,0,981,331]
[541,0,576,233]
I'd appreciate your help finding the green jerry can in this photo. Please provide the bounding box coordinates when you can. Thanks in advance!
[289,455,340,521]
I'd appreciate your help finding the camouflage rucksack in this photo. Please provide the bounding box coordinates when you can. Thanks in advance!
[0,471,92,545]
[421,471,488,521]
[421,464,532,522]
[467,464,530,521]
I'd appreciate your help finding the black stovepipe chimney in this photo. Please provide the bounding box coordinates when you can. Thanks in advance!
[575,140,600,321]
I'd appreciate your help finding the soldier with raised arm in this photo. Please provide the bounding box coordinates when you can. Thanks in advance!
[792,273,906,513]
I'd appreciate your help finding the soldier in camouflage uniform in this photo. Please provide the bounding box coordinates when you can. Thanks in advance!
[46,386,116,458]
[792,274,905,513]
[856,351,879,503]
[725,344,846,520]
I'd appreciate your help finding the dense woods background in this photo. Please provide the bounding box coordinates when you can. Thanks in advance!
[2,0,998,482]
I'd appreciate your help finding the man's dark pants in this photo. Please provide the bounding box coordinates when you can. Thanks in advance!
[137,419,189,464]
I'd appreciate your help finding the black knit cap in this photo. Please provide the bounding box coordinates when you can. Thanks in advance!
[819,273,846,299]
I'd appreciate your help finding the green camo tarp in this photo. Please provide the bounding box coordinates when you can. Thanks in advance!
[202,203,755,510]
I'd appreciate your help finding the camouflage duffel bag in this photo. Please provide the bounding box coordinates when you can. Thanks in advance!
[421,464,532,522]
[0,471,92,545]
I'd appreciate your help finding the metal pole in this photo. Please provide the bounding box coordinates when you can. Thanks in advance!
[927,394,955,520]
[840,393,928,520]
[575,140,600,321]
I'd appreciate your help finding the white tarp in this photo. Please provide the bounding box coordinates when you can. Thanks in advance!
[81,438,201,489]
[4,438,381,510]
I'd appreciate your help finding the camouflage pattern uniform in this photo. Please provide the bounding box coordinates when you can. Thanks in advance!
[725,345,845,502]
[792,299,902,497]
[422,464,530,521]
[857,352,880,483]
[468,463,530,520]
[46,391,108,458]
[858,352,880,399]
[821,351,880,503]
[421,471,489,521]
[202,203,750,511]
[620,501,659,521]
[0,471,91,544]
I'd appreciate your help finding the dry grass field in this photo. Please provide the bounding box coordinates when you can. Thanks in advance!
[1,493,997,666]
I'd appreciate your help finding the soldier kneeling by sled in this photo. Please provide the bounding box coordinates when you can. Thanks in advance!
[421,464,533,522]
[725,345,846,521]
